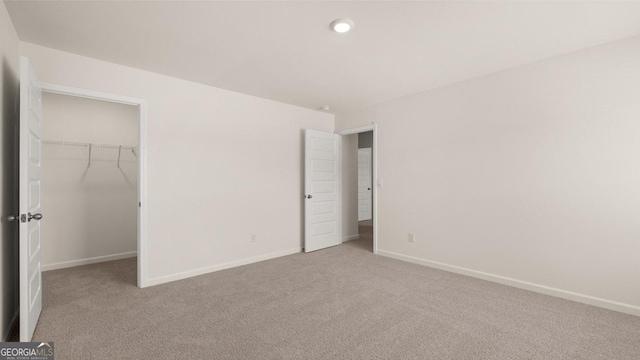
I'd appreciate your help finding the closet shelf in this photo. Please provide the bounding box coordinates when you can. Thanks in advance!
[43,140,137,168]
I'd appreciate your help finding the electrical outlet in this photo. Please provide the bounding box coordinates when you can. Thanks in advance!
[250,233,256,243]
[408,233,415,243]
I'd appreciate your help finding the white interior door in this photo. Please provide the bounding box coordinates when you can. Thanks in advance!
[358,148,372,221]
[19,57,44,341]
[304,129,341,252]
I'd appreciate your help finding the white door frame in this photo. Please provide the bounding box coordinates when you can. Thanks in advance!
[40,82,149,288]
[336,124,378,255]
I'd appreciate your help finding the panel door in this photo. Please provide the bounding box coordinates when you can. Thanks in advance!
[304,130,341,252]
[19,56,44,341]
[358,148,372,221]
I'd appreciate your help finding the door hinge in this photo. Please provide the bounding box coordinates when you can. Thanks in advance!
[139,202,141,207]
[20,214,27,223]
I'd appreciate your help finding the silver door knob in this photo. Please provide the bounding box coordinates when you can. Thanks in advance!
[28,213,43,221]
[7,215,18,222]
[306,195,313,199]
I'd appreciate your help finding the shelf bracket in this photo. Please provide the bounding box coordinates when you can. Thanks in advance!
[88,144,92,168]
[117,145,122,168]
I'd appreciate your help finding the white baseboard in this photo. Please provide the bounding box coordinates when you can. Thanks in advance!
[3,310,18,342]
[43,251,137,272]
[378,250,640,317]
[342,234,360,243]
[146,247,302,287]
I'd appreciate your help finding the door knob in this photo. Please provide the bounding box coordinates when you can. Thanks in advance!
[306,195,313,199]
[28,213,43,222]
[7,215,18,222]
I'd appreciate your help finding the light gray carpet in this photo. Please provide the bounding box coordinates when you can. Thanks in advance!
[34,237,640,359]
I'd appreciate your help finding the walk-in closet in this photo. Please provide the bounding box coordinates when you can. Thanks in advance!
[41,92,138,276]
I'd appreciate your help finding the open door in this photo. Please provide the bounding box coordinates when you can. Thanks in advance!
[358,148,372,221]
[304,129,341,252]
[19,57,44,341]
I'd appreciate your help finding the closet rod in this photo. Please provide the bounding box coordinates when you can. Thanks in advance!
[43,140,137,169]
[43,140,136,150]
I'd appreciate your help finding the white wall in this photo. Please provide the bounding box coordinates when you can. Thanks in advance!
[42,92,138,270]
[341,134,358,241]
[336,36,640,315]
[0,0,20,340]
[21,42,334,286]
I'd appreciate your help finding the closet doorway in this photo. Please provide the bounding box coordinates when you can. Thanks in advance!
[337,125,378,254]
[40,83,147,288]
[357,133,373,250]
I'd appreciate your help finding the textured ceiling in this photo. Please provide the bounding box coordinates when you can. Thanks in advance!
[6,1,640,112]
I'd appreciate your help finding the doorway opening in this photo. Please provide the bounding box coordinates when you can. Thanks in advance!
[337,125,377,254]
[357,133,373,251]
[40,83,148,288]
[41,92,138,282]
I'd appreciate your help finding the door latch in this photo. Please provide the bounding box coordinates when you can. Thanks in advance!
[8,214,42,222]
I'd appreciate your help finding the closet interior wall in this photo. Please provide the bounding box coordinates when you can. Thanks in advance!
[42,92,138,270]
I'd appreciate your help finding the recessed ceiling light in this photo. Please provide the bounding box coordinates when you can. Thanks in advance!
[330,18,354,33]
[320,106,331,111]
